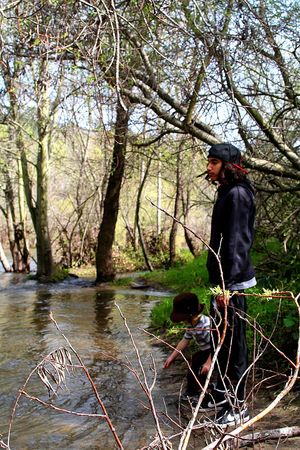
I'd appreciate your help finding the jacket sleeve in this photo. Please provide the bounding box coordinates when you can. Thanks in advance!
[221,186,254,288]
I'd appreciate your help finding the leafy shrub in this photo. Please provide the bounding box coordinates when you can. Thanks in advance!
[244,289,298,365]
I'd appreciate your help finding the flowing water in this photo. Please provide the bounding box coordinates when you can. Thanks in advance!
[0,273,187,450]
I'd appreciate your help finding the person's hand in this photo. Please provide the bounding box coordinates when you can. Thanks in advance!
[200,364,209,375]
[215,293,229,308]
[163,356,173,369]
[200,361,211,375]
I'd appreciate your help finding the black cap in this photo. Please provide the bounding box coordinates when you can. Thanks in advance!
[208,143,241,164]
[170,292,204,323]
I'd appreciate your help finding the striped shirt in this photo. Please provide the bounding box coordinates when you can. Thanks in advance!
[183,315,211,351]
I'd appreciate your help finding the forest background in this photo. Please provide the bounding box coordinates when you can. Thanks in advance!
[0,1,299,329]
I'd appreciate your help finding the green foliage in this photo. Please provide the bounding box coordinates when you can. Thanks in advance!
[210,286,230,297]
[246,290,298,363]
[252,239,300,293]
[283,311,299,342]
[112,246,148,272]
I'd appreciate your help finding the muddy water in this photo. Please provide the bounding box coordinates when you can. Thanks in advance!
[0,274,187,450]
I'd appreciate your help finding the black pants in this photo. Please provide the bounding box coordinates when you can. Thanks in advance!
[186,348,211,396]
[210,293,248,401]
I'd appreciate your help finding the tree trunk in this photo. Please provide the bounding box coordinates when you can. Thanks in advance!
[96,98,129,283]
[183,227,199,257]
[181,163,201,257]
[237,426,300,448]
[35,60,53,279]
[4,169,19,271]
[3,128,31,272]
[3,164,29,272]
[5,69,32,272]
[16,158,30,272]
[135,156,153,272]
[169,151,182,266]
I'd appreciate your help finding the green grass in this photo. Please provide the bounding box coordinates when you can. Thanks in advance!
[144,251,209,292]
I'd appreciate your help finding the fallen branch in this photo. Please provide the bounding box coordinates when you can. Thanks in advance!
[236,425,300,448]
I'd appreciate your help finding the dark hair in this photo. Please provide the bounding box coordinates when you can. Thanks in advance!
[170,292,204,323]
[219,161,248,185]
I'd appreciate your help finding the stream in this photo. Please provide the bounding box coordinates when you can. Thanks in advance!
[0,273,188,450]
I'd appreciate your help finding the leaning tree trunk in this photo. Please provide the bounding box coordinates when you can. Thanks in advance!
[96,98,129,283]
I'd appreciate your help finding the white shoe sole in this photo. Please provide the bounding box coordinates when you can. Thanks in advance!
[215,412,250,428]
[198,399,228,412]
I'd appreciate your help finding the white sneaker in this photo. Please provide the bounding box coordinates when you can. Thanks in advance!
[214,404,250,428]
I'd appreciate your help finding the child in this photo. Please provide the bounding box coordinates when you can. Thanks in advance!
[163,292,211,399]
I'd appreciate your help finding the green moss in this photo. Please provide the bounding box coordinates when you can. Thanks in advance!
[29,265,70,283]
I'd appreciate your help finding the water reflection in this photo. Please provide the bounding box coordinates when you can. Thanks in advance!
[94,291,114,334]
[32,291,52,334]
[0,274,183,450]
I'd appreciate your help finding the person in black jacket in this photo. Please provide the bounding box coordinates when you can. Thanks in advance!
[201,143,256,427]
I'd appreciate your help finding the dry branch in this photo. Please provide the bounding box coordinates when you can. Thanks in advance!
[236,425,300,448]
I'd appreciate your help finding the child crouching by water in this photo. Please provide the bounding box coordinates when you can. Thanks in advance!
[163,292,211,400]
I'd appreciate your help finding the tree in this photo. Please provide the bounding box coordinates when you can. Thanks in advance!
[96,97,130,282]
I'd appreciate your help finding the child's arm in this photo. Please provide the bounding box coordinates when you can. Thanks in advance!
[200,353,212,375]
[163,337,190,368]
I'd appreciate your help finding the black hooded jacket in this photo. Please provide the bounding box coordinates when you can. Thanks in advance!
[206,179,256,289]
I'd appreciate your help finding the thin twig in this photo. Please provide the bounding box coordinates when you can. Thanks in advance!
[20,390,106,418]
[115,303,169,450]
